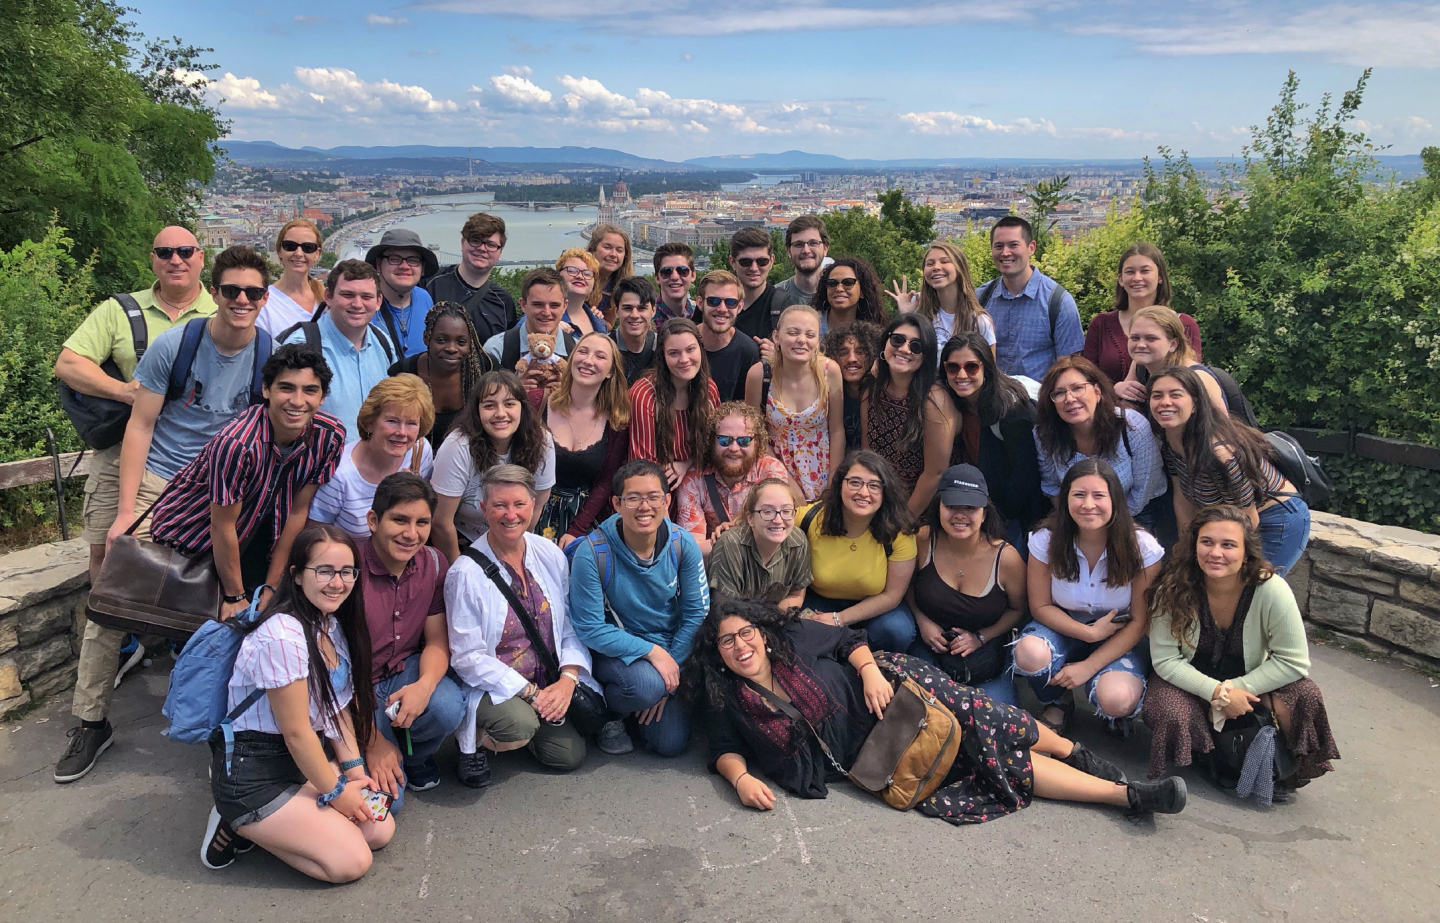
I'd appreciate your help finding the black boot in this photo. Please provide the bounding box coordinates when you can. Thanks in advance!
[1062,740,1127,783]
[1126,777,1187,816]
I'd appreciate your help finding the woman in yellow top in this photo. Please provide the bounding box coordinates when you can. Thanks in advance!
[796,450,919,653]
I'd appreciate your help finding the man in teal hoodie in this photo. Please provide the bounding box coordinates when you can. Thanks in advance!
[569,460,709,757]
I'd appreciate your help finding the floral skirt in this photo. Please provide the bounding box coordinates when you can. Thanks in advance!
[875,652,1039,825]
[536,486,587,544]
[1141,675,1339,782]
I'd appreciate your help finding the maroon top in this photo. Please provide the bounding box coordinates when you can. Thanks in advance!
[1082,310,1203,384]
[358,538,449,684]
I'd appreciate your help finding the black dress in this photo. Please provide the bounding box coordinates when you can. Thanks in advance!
[911,537,1012,684]
[537,428,610,542]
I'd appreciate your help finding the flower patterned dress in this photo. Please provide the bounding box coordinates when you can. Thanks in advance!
[767,364,832,502]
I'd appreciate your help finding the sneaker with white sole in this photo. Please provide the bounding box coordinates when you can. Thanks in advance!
[597,719,634,755]
[201,807,241,869]
[54,723,114,783]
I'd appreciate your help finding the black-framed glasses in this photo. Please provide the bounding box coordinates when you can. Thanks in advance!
[383,253,423,267]
[153,246,199,261]
[218,284,267,302]
[944,360,983,377]
[825,277,858,289]
[735,257,772,269]
[465,236,503,252]
[752,507,796,522]
[789,239,825,251]
[716,435,753,447]
[620,491,667,508]
[658,265,693,278]
[887,333,923,354]
[705,296,741,309]
[718,624,758,651]
[1049,383,1094,403]
[843,476,883,493]
[280,240,321,254]
[305,565,359,583]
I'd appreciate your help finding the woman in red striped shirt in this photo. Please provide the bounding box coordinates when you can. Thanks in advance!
[628,318,721,508]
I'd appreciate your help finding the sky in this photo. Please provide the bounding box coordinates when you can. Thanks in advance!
[139,0,1440,161]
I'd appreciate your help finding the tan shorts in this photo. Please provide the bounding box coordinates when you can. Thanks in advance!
[81,444,169,545]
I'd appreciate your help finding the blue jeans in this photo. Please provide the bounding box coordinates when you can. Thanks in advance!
[804,590,917,654]
[1010,622,1150,720]
[590,652,690,757]
[373,654,467,808]
[1005,518,1030,562]
[1260,496,1310,576]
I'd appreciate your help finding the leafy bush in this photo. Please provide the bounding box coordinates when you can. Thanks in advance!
[1320,455,1440,534]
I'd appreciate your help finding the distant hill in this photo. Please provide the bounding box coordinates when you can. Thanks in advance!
[220,141,686,171]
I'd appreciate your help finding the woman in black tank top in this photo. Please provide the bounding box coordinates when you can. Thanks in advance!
[908,464,1028,693]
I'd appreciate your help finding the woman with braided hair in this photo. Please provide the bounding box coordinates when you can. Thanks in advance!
[389,301,494,449]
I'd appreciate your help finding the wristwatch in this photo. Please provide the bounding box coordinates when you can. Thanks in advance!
[223,592,247,604]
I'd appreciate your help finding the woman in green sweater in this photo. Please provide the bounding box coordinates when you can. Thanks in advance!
[1143,505,1339,793]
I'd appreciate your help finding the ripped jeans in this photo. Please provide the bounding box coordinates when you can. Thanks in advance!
[1010,623,1150,722]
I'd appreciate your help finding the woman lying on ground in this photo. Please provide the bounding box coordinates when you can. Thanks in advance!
[689,597,1188,824]
[1143,505,1339,797]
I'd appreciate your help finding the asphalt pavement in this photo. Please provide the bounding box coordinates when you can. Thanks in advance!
[2,642,1438,923]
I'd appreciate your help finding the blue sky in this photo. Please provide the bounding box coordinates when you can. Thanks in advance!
[142,0,1440,160]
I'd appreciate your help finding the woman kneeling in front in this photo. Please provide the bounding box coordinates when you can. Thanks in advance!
[445,464,601,788]
[1144,506,1339,799]
[691,597,1188,824]
[203,525,394,881]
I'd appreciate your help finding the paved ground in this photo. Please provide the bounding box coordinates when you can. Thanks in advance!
[2,643,1438,923]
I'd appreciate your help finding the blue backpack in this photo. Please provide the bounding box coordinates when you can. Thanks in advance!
[584,526,684,629]
[162,586,268,770]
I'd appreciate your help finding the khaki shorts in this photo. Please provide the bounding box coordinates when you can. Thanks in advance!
[81,444,169,544]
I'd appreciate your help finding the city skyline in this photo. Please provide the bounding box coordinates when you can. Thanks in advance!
[138,0,1440,160]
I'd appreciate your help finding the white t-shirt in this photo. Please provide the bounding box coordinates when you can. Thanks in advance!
[257,285,316,339]
[228,613,354,737]
[1028,527,1164,616]
[431,427,556,542]
[933,310,997,348]
[309,441,436,537]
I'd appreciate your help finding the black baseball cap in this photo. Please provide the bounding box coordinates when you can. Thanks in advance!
[936,464,989,507]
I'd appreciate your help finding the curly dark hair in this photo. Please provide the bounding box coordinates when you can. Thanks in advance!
[870,314,938,453]
[814,449,917,547]
[1147,365,1273,506]
[938,331,1032,427]
[1034,355,1125,463]
[454,370,548,474]
[811,257,887,327]
[1039,457,1144,589]
[1147,505,1274,645]
[684,596,798,712]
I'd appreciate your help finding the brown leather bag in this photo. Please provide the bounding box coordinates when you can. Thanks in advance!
[86,482,220,639]
[746,669,963,811]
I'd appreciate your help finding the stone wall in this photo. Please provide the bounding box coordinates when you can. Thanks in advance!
[0,539,88,717]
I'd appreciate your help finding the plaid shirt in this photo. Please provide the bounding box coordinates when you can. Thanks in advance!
[150,404,345,554]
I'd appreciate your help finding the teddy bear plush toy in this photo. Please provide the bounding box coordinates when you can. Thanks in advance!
[514,332,566,391]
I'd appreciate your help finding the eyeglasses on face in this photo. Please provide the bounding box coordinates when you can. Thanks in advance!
[464,237,503,252]
[944,360,983,377]
[843,476,883,494]
[789,239,825,251]
[718,624,758,651]
[716,435,753,447]
[735,257,772,269]
[620,492,667,508]
[752,507,796,522]
[705,296,741,309]
[153,246,200,261]
[825,277,858,289]
[887,333,924,354]
[658,265,693,278]
[1049,383,1094,403]
[383,253,423,267]
[280,240,320,254]
[218,284,267,302]
[305,565,359,583]
[562,266,596,279]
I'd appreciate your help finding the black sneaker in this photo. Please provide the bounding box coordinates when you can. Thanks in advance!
[1126,777,1188,816]
[54,722,114,783]
[114,642,146,690]
[201,807,242,869]
[456,749,491,789]
[406,756,442,792]
[1062,741,1127,784]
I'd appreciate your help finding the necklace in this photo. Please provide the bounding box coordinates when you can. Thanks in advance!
[156,289,199,317]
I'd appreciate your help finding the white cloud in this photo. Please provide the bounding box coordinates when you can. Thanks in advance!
[559,75,649,118]
[900,111,1057,136]
[486,73,554,108]
[293,67,459,114]
[365,14,411,27]
[503,64,534,78]
[208,72,281,109]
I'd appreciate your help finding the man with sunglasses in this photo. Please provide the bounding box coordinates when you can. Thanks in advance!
[695,269,759,402]
[652,243,697,324]
[425,212,518,344]
[675,401,794,554]
[729,227,782,343]
[366,228,437,359]
[772,216,829,311]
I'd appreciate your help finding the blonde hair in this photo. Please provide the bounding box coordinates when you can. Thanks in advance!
[587,224,633,307]
[549,331,632,429]
[356,374,435,443]
[555,248,600,303]
[773,303,827,387]
[273,219,326,303]
[917,240,987,332]
[1131,305,1197,366]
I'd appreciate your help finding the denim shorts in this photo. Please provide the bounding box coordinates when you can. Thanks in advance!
[208,729,307,829]
[1010,621,1150,720]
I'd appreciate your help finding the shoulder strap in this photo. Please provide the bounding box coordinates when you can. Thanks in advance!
[502,327,522,369]
[704,473,730,525]
[586,532,613,594]
[378,303,403,353]
[1119,415,1132,457]
[669,529,683,572]
[369,323,395,364]
[761,360,773,410]
[561,330,577,355]
[248,328,272,406]
[165,317,209,403]
[742,676,850,776]
[800,503,821,535]
[277,320,324,353]
[462,547,561,684]
[113,293,150,360]
[977,278,999,308]
[1047,282,1067,342]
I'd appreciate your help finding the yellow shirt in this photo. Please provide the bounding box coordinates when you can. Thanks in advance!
[62,284,217,381]
[800,502,917,601]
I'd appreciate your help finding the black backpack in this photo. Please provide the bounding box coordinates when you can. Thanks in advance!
[278,307,396,366]
[58,293,149,449]
[978,278,1068,345]
[1264,430,1332,512]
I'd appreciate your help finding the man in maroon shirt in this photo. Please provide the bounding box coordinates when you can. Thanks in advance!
[360,472,465,800]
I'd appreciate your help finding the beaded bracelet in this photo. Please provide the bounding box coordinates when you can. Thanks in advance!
[316,775,347,808]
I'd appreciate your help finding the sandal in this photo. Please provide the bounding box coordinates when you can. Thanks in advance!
[1038,696,1075,736]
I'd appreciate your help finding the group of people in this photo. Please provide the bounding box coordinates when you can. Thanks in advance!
[50,210,1339,883]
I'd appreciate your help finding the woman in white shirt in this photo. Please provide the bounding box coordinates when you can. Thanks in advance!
[203,524,393,881]
[885,240,997,356]
[258,219,325,337]
[431,370,556,562]
[310,374,435,537]
[1011,458,1164,736]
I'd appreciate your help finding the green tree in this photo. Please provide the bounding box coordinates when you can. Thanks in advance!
[1024,175,1079,261]
[877,188,937,245]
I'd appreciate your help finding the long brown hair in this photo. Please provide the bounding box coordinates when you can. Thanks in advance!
[916,240,987,332]
[1034,356,1125,462]
[1112,241,1172,312]
[1041,458,1144,588]
[649,317,715,467]
[588,223,634,303]
[455,370,547,473]
[1147,505,1274,644]
[1148,365,1272,505]
[549,331,632,429]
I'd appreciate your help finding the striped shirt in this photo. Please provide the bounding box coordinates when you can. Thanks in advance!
[228,613,353,736]
[628,375,721,466]
[309,440,435,537]
[150,404,346,554]
[1161,441,1286,510]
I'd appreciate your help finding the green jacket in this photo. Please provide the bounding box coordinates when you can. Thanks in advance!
[1148,575,1310,699]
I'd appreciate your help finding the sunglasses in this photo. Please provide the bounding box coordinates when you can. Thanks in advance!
[153,246,199,261]
[280,240,321,254]
[887,333,924,354]
[218,284,267,302]
[716,435,754,447]
[658,265,693,278]
[944,360,983,377]
[705,295,741,309]
[735,257,772,269]
[825,277,858,289]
